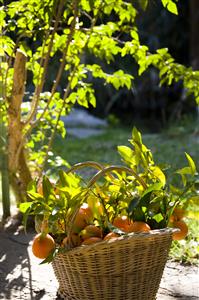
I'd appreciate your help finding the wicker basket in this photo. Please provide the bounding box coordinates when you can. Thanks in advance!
[52,228,174,300]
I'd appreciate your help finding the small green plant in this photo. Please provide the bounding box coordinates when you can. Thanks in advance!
[20,128,199,263]
[169,218,199,264]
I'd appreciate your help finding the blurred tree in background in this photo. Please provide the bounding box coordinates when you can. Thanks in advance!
[90,1,199,129]
[190,0,199,70]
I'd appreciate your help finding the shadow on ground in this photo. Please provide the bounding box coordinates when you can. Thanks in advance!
[0,229,36,299]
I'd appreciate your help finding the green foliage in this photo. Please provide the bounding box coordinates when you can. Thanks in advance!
[161,0,178,15]
[21,171,86,235]
[1,0,199,207]
[23,128,198,228]
[20,128,199,263]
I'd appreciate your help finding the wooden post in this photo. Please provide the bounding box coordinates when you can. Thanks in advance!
[0,124,11,219]
[0,56,10,219]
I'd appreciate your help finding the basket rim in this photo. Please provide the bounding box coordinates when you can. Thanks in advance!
[56,227,177,257]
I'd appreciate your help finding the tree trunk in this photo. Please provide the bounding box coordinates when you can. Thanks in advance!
[8,49,32,204]
[190,1,199,70]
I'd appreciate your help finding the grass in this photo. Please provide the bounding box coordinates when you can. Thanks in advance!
[53,125,199,171]
[52,122,199,264]
[169,218,199,264]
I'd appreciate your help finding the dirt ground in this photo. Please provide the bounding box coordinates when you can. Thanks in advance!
[0,218,198,300]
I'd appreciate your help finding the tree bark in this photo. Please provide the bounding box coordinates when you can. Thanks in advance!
[8,49,32,204]
[190,1,199,70]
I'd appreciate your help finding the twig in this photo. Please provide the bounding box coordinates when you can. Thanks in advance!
[37,67,76,179]
[24,0,64,126]
[22,0,79,139]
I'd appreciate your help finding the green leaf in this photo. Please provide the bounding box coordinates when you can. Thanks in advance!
[27,191,44,202]
[27,180,37,193]
[167,1,178,15]
[40,247,59,264]
[20,201,38,233]
[117,145,134,163]
[0,7,6,27]
[138,0,148,10]
[131,207,146,222]
[142,182,163,198]
[185,152,196,175]
[176,167,192,176]
[152,213,164,223]
[19,201,33,213]
[42,176,54,200]
[127,197,141,213]
[150,166,166,186]
[161,0,178,15]
[132,127,142,144]
[59,170,80,188]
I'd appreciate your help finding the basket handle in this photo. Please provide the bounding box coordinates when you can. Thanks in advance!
[65,161,105,173]
[65,161,147,190]
[64,162,147,246]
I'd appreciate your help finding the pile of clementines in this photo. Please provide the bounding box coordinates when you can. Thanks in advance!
[32,202,188,260]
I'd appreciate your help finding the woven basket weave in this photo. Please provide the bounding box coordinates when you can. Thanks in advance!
[52,228,174,300]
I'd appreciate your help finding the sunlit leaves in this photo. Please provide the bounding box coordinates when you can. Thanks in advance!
[0,36,15,56]
[0,6,6,28]
[185,153,196,176]
[150,166,166,186]
[117,146,135,166]
[27,60,44,86]
[86,64,133,90]
[7,0,54,33]
[93,22,119,37]
[87,34,121,63]
[161,0,178,15]
[116,2,137,25]
[80,0,93,12]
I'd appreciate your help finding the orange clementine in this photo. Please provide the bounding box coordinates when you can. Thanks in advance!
[112,216,132,232]
[81,237,102,245]
[32,233,55,259]
[172,220,188,240]
[80,203,93,223]
[169,214,175,223]
[127,221,151,233]
[62,234,82,248]
[103,232,119,240]
[170,208,186,222]
[80,225,103,240]
[71,210,88,233]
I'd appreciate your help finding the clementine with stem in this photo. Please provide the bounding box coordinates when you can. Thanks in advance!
[32,233,55,259]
